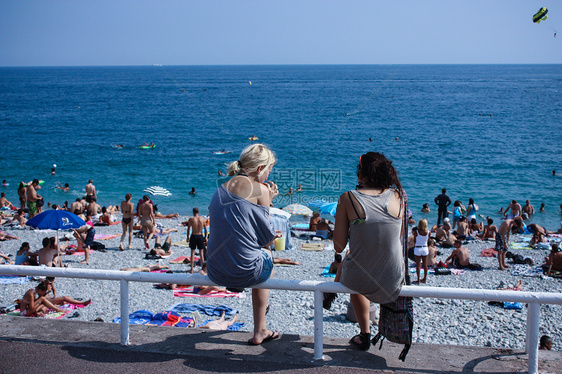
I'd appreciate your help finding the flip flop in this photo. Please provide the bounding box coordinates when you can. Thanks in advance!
[247,331,279,345]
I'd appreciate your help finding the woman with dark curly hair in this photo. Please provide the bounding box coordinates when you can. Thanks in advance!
[330,152,407,351]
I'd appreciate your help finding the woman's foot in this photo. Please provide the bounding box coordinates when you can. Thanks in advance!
[349,332,371,350]
[248,330,279,345]
[119,243,124,251]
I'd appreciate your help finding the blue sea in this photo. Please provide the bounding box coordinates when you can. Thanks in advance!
[1,65,560,229]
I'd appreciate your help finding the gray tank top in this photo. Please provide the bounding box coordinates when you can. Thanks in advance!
[340,189,405,304]
[206,185,274,288]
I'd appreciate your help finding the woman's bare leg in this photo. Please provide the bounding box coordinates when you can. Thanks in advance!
[350,293,371,341]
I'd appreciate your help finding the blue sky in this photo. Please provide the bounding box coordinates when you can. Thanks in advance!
[1,0,560,66]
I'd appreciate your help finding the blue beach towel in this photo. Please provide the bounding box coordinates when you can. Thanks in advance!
[167,303,238,317]
[321,265,336,278]
[0,275,29,284]
[112,309,154,325]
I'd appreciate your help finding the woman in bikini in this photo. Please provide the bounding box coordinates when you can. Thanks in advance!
[120,193,134,250]
[19,282,64,317]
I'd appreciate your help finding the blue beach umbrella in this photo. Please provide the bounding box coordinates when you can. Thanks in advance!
[26,210,86,230]
[319,202,338,216]
[307,199,327,209]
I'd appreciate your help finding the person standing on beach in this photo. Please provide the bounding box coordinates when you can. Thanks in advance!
[413,219,430,284]
[17,182,27,210]
[85,179,96,203]
[434,188,451,226]
[186,207,207,274]
[73,223,95,264]
[206,143,279,346]
[26,179,41,219]
[120,193,134,250]
[139,195,155,249]
[496,217,523,270]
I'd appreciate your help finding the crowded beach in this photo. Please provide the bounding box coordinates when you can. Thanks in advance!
[0,145,560,352]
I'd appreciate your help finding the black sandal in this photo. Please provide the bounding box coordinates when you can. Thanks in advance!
[349,332,371,351]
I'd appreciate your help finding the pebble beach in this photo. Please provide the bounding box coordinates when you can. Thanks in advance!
[1,214,561,351]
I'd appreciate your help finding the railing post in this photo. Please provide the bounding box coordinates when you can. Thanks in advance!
[313,290,324,360]
[120,279,130,346]
[525,302,540,374]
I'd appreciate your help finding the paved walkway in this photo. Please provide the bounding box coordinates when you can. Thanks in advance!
[0,316,560,373]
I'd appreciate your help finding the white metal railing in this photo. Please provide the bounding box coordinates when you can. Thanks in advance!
[1,265,560,374]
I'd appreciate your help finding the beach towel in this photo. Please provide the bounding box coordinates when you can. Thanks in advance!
[197,319,245,331]
[113,310,154,325]
[65,248,94,256]
[8,303,87,319]
[321,265,337,278]
[510,264,544,278]
[480,248,498,257]
[94,233,121,240]
[170,256,200,264]
[0,275,29,284]
[173,286,246,298]
[408,267,436,275]
[146,311,193,327]
[172,240,190,247]
[510,242,532,250]
[301,243,325,251]
[167,303,238,317]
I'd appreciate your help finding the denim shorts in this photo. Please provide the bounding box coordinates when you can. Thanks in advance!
[255,249,273,284]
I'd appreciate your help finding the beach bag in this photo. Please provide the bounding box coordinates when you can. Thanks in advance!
[372,296,414,361]
[372,189,413,362]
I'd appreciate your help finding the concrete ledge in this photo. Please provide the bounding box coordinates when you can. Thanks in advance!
[0,315,560,373]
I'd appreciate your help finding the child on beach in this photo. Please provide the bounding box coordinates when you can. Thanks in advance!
[413,219,430,284]
[452,201,463,230]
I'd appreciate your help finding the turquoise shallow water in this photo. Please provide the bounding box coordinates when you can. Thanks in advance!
[0,65,560,229]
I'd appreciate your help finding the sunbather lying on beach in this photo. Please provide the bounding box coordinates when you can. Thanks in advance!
[155,263,225,293]
[0,231,19,241]
[147,236,173,257]
[43,278,92,307]
[0,251,13,264]
[198,311,239,330]
[121,264,169,272]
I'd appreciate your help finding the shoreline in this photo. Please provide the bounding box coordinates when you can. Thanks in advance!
[0,213,561,351]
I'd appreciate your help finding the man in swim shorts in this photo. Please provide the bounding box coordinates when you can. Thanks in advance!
[26,179,41,219]
[148,235,173,257]
[85,179,96,203]
[187,207,207,274]
[73,223,95,264]
[496,217,523,270]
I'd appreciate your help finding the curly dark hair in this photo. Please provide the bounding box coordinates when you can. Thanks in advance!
[357,152,402,192]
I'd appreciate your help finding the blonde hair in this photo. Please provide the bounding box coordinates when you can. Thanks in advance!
[418,219,428,230]
[227,143,276,177]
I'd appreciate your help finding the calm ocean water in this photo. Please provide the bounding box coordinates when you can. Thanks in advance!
[0,65,560,228]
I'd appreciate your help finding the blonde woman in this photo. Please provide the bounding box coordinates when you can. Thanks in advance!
[206,144,280,346]
[413,219,430,284]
